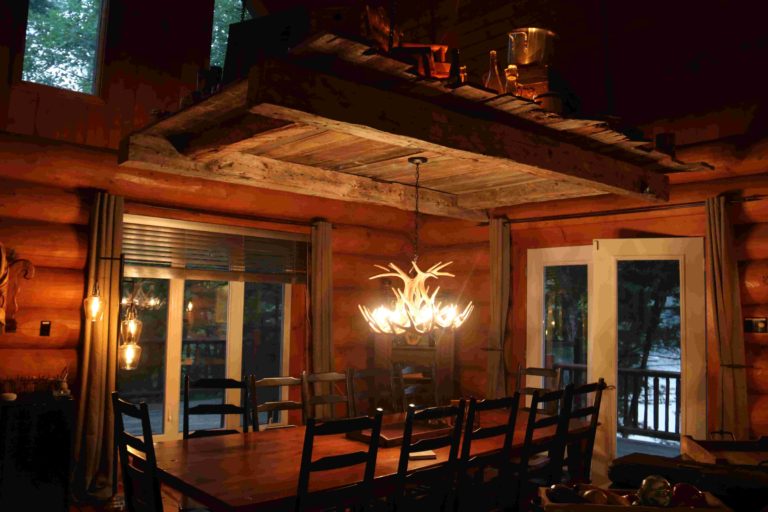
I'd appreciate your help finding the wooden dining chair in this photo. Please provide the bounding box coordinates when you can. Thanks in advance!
[249,375,303,430]
[113,392,163,512]
[302,369,355,420]
[394,363,439,412]
[183,375,251,439]
[295,411,384,511]
[348,367,398,416]
[563,378,606,483]
[515,364,562,415]
[394,400,466,511]
[457,394,521,511]
[513,385,574,509]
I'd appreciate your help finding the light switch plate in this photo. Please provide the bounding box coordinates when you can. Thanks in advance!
[744,317,767,333]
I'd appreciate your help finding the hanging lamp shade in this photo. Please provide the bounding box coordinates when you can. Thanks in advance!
[118,303,143,370]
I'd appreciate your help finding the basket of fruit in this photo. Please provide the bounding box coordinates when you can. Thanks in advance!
[540,475,732,511]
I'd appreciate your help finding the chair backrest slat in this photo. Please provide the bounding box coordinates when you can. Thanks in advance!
[394,363,439,412]
[301,369,354,420]
[310,451,369,471]
[183,375,249,439]
[296,412,383,511]
[517,364,562,415]
[250,375,304,430]
[350,367,397,415]
[113,392,162,512]
[565,378,606,483]
[518,385,574,486]
[395,401,465,509]
[460,394,519,470]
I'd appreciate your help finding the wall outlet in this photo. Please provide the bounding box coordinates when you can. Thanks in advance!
[39,321,51,337]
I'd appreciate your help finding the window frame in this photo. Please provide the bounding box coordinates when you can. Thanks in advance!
[120,213,299,441]
[14,0,110,96]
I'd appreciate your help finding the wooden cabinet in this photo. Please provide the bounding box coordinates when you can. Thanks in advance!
[0,397,74,511]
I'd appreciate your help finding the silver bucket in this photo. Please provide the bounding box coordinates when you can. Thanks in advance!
[507,27,556,66]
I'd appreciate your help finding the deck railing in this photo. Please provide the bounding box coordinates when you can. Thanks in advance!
[555,362,681,441]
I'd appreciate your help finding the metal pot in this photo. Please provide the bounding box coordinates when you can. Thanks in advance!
[507,27,556,66]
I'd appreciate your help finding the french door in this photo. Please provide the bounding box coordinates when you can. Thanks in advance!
[527,238,706,480]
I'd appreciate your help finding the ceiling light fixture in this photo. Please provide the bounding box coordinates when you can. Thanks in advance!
[358,157,474,339]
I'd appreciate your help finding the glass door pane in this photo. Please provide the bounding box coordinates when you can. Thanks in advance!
[179,280,229,432]
[616,260,681,457]
[242,283,285,425]
[117,278,169,434]
[544,265,588,387]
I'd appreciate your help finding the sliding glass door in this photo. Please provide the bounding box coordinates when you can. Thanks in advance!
[117,272,291,440]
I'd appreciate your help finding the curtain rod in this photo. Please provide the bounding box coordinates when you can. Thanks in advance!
[498,194,768,225]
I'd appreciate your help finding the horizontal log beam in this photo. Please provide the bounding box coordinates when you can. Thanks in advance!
[119,134,487,222]
[457,180,604,209]
[246,56,669,202]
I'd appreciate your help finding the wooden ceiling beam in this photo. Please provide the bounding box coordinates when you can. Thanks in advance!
[457,180,604,209]
[246,57,669,202]
[119,134,486,222]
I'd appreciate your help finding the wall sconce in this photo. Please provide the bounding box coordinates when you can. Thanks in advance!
[118,302,143,370]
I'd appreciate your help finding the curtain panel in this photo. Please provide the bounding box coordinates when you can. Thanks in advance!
[488,218,510,398]
[73,192,124,499]
[705,196,750,439]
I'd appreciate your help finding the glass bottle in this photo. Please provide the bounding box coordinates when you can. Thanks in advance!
[504,64,519,95]
[483,50,504,94]
[447,48,461,87]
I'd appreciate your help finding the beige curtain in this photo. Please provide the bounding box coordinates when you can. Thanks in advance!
[74,192,124,499]
[705,196,750,439]
[311,220,333,373]
[488,218,510,398]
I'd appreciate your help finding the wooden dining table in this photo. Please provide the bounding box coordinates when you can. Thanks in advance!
[152,411,587,511]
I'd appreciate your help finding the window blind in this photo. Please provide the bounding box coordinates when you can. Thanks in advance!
[122,215,308,283]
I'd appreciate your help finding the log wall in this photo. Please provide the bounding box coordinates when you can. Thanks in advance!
[0,139,412,396]
[420,172,768,438]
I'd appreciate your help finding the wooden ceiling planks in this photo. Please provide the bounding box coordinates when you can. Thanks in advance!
[120,32,713,221]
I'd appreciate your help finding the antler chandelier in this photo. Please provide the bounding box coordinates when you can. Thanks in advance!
[358,157,474,337]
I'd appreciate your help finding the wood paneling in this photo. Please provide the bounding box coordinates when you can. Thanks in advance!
[0,184,87,380]
[20,267,85,310]
[0,348,78,377]
[0,219,88,270]
[0,179,89,225]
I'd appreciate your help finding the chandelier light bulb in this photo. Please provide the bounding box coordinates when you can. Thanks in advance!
[118,341,142,370]
[358,261,473,337]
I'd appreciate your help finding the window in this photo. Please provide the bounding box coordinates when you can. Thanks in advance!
[22,0,104,94]
[209,0,251,70]
[117,215,307,438]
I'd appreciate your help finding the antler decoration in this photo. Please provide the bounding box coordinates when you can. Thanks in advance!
[358,260,474,336]
[0,242,35,334]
